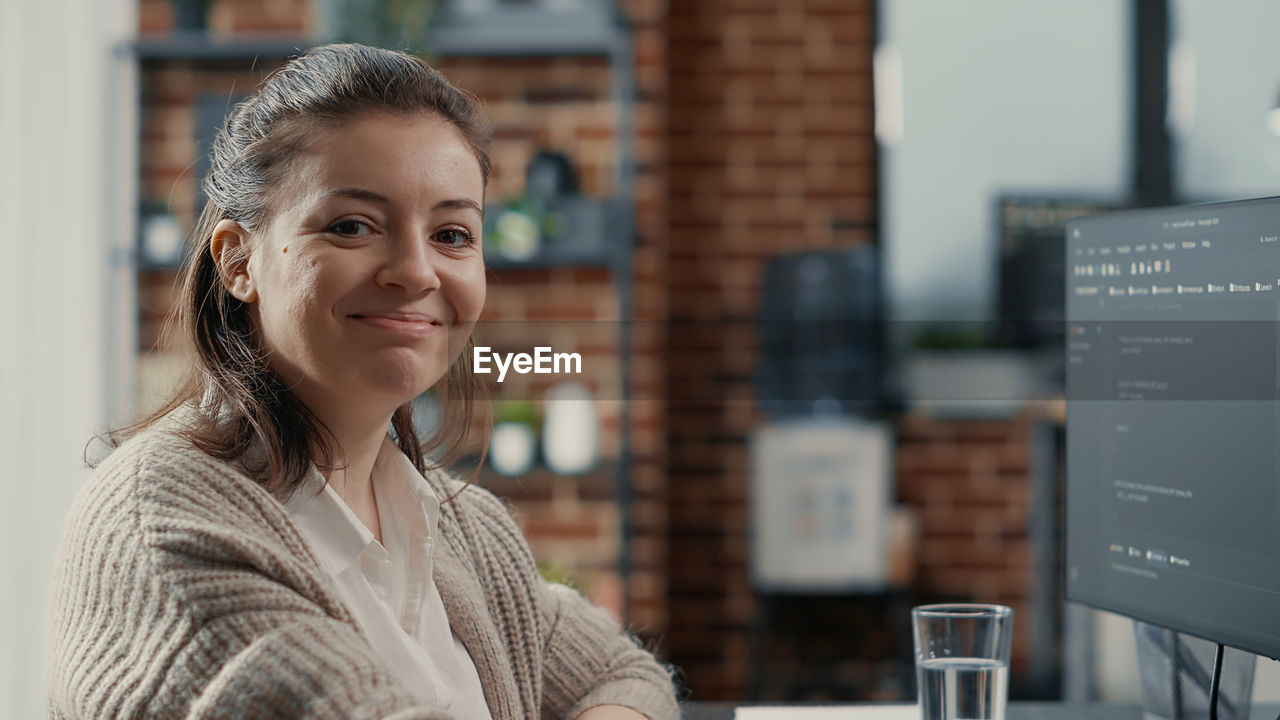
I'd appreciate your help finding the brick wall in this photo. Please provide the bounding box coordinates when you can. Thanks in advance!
[140,0,311,34]
[664,0,879,699]
[660,0,1045,690]
[135,0,671,636]
[895,414,1041,677]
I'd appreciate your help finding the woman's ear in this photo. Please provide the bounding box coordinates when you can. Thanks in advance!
[210,219,258,303]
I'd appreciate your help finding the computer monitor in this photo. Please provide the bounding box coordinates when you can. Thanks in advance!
[997,195,1125,348]
[1064,195,1280,662]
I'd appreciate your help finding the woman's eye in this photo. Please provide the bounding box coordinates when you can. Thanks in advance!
[326,219,372,236]
[435,228,474,247]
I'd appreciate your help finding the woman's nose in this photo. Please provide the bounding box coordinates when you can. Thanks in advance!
[375,233,441,293]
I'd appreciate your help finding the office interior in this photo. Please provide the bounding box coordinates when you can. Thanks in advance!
[8,0,1280,716]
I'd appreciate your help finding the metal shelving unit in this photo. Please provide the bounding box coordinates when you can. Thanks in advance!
[426,3,640,619]
[132,32,311,60]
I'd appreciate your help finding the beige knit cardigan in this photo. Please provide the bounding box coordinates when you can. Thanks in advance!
[44,424,679,719]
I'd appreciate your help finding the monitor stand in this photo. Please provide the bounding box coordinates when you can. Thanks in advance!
[1134,621,1255,720]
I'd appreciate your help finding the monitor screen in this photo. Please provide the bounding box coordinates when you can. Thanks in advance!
[1065,196,1280,660]
[997,196,1124,348]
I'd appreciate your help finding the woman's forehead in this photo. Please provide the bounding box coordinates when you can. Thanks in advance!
[278,113,484,209]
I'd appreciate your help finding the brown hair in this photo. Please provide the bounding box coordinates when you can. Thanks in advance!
[106,43,493,501]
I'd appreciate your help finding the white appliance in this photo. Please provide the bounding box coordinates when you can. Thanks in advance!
[749,418,894,592]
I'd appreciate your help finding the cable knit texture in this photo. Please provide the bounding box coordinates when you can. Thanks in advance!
[44,422,678,719]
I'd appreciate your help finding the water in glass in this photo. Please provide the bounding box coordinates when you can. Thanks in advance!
[917,657,1008,720]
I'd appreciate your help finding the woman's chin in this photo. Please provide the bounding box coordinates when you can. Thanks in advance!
[355,364,446,407]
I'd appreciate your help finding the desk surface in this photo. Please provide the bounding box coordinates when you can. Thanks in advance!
[681,703,1280,719]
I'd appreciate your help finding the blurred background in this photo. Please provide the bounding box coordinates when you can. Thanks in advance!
[7,0,1280,716]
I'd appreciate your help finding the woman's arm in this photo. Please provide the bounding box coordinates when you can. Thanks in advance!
[576,706,650,720]
[538,581,680,720]
[179,612,450,719]
[45,436,451,719]
[430,468,680,720]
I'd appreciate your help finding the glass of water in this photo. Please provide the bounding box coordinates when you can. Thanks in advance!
[911,603,1014,720]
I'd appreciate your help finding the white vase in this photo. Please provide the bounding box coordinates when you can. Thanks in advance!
[541,382,599,475]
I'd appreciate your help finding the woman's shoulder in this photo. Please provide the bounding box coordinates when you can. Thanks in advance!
[421,465,535,559]
[92,416,209,477]
[62,419,324,618]
[422,464,514,520]
[75,417,287,544]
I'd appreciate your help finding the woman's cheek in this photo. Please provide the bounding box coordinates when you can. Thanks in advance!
[462,264,487,320]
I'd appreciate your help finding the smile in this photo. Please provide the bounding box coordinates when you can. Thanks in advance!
[348,313,443,336]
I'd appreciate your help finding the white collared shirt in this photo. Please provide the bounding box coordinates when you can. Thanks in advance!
[285,436,493,719]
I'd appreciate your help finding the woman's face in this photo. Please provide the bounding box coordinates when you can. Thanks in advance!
[226,111,486,421]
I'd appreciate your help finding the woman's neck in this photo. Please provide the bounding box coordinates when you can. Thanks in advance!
[314,406,396,544]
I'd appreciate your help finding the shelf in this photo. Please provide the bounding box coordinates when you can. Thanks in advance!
[467,462,617,502]
[426,6,624,58]
[131,6,625,63]
[485,244,614,271]
[484,196,623,271]
[425,25,619,58]
[133,32,312,61]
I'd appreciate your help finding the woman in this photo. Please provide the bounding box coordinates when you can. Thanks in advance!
[45,43,678,720]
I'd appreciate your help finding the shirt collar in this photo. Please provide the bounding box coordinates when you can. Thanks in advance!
[372,435,441,540]
[283,435,441,577]
[284,464,374,577]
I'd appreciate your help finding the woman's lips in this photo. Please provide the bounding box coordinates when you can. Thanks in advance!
[348,312,443,336]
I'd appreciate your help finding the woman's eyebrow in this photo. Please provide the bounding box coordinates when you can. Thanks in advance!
[322,186,391,204]
[319,188,480,215]
[433,198,483,215]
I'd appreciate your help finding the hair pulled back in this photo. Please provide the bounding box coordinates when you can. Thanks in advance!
[109,43,493,500]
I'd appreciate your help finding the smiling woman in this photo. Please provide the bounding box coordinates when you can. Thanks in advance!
[212,112,488,482]
[43,43,678,720]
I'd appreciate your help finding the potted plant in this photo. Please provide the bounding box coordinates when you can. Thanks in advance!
[906,325,1043,418]
[319,0,439,50]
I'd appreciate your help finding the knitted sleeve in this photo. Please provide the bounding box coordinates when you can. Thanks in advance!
[44,434,452,720]
[446,477,679,720]
[537,581,680,720]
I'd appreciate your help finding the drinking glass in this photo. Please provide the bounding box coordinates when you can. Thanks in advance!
[912,603,1014,720]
